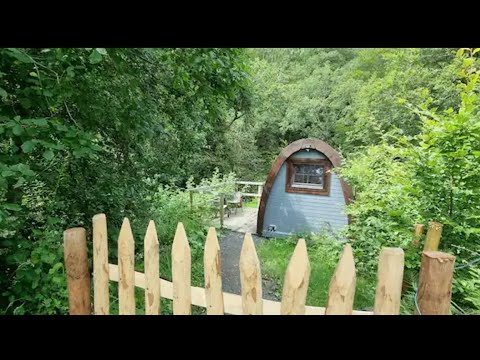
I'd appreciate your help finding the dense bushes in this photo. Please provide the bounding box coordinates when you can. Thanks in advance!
[339,48,480,313]
[0,48,249,314]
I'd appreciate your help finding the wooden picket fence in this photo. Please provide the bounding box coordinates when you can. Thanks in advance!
[63,214,454,315]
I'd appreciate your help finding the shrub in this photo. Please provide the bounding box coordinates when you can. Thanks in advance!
[339,48,480,313]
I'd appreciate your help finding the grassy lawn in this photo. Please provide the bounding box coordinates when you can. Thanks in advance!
[257,237,377,310]
[243,197,259,208]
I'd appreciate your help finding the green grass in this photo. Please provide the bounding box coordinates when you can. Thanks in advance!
[257,237,377,310]
[243,197,259,208]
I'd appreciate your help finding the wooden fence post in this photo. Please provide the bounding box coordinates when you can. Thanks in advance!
[189,190,193,211]
[257,185,263,197]
[423,222,443,251]
[64,227,91,315]
[412,223,425,247]
[374,248,404,315]
[219,193,224,228]
[415,251,455,315]
[257,185,263,209]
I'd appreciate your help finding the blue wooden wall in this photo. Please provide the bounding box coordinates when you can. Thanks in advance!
[261,149,348,238]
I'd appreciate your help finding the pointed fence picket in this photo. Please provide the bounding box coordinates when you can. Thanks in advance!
[144,221,160,315]
[63,214,454,315]
[93,214,109,315]
[239,233,263,315]
[118,218,135,315]
[172,223,191,315]
[280,239,310,315]
[204,227,224,314]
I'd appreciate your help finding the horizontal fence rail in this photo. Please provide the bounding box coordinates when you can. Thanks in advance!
[63,214,455,315]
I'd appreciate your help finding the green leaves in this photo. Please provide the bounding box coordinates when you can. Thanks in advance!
[43,150,54,160]
[21,141,37,153]
[12,163,35,177]
[0,47,255,315]
[96,48,108,56]
[88,49,103,64]
[12,124,24,136]
[6,48,34,63]
[3,203,22,211]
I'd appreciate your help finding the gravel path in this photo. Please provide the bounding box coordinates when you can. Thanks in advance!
[219,230,280,301]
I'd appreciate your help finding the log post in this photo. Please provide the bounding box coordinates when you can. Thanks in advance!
[64,227,91,315]
[415,251,455,315]
[189,190,193,210]
[219,193,224,228]
[423,222,443,251]
[412,223,425,247]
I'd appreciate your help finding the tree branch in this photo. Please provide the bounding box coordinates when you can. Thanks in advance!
[226,109,245,128]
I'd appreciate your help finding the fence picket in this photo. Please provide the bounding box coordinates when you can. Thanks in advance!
[118,218,135,315]
[374,248,404,315]
[204,227,224,314]
[280,239,310,315]
[239,233,262,314]
[172,222,191,315]
[144,220,160,315]
[325,244,356,315]
[93,214,109,315]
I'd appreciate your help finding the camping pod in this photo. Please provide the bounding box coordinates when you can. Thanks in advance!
[257,138,352,238]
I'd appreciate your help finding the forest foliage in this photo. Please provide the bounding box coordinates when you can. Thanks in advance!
[1,47,479,314]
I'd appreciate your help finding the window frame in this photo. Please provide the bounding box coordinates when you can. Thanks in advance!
[285,158,331,195]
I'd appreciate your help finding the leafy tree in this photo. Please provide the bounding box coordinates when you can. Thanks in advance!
[0,48,250,314]
[339,48,480,313]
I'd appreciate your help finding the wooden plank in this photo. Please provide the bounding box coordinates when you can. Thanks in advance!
[172,222,191,315]
[240,193,262,197]
[412,223,425,247]
[191,182,236,192]
[118,218,135,315]
[204,227,224,314]
[281,239,311,315]
[416,251,455,315]
[423,222,443,251]
[108,264,374,315]
[374,248,404,315]
[93,214,109,315]
[64,227,91,315]
[144,220,160,315]
[235,181,265,186]
[239,233,263,314]
[325,243,356,315]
